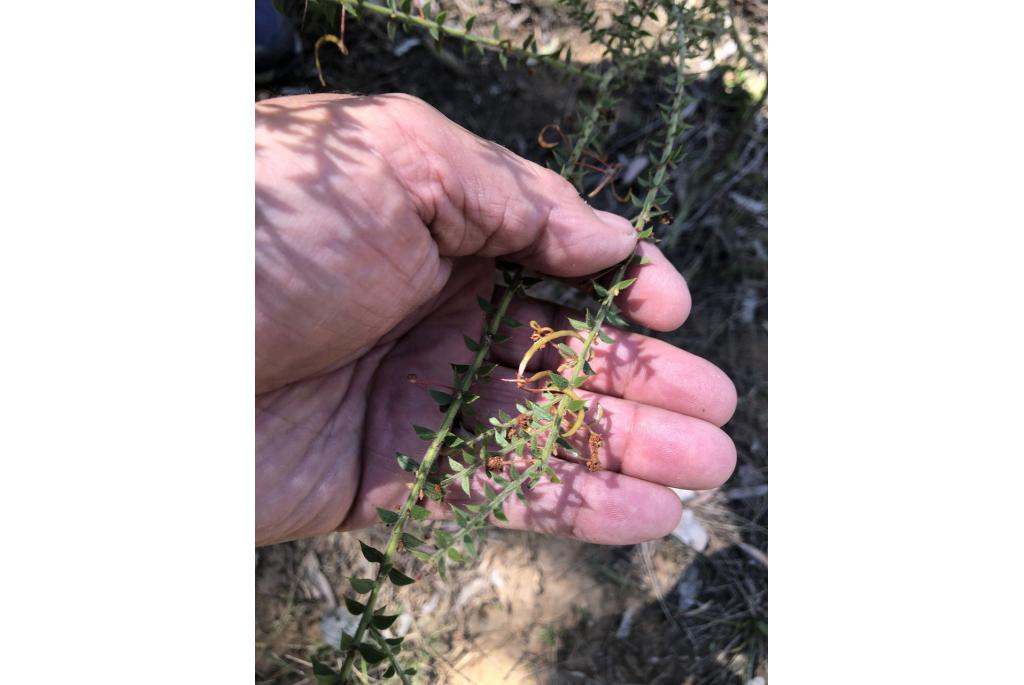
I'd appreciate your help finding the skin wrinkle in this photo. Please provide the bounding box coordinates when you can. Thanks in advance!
[568,468,594,541]
[257,378,348,541]
[300,360,379,536]
[375,100,443,229]
[498,198,549,264]
[619,397,641,479]
[255,94,738,546]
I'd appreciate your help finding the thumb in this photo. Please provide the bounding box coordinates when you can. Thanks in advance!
[372,94,638,277]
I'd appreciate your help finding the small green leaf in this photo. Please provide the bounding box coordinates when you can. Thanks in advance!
[567,317,588,330]
[460,473,472,496]
[567,398,586,412]
[386,20,396,40]
[498,51,508,70]
[349,577,374,593]
[435,10,447,25]
[410,504,430,521]
[593,282,610,298]
[383,666,396,678]
[385,636,404,647]
[372,612,400,629]
[463,335,481,352]
[401,532,423,548]
[395,452,418,472]
[344,596,366,615]
[447,547,463,562]
[357,642,388,664]
[464,14,477,32]
[502,316,522,328]
[413,425,436,441]
[597,329,615,344]
[611,277,637,293]
[399,0,411,13]
[311,658,341,685]
[451,505,470,527]
[339,0,360,17]
[388,567,416,586]
[493,506,509,523]
[376,507,400,525]
[359,541,384,564]
[605,309,627,327]
[476,296,496,315]
[409,549,432,562]
[549,374,569,390]
[430,389,453,406]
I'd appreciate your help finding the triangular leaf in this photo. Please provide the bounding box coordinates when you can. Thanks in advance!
[349,577,374,594]
[413,425,436,441]
[388,568,416,586]
[430,389,453,406]
[359,541,384,564]
[376,507,400,525]
[311,658,341,685]
[395,452,418,472]
[344,596,366,615]
[401,532,423,549]
[357,642,388,664]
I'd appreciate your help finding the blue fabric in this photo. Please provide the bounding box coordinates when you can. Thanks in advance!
[256,0,294,70]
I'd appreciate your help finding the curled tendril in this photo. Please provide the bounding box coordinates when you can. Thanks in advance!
[517,328,585,380]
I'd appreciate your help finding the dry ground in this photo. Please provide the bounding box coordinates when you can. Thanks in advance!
[257,2,767,683]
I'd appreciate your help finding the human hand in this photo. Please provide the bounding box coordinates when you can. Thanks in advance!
[256,94,737,546]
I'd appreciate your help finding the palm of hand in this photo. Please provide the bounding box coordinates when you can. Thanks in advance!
[257,253,497,545]
[256,94,738,547]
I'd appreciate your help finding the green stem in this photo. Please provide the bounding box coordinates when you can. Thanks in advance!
[342,0,601,82]
[369,628,410,685]
[338,269,524,680]
[561,70,616,182]
[633,16,690,235]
